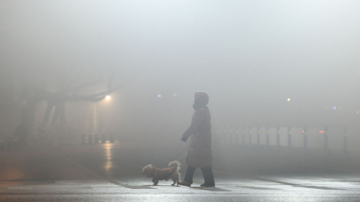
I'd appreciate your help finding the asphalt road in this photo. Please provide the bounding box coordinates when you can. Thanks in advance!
[0,142,360,201]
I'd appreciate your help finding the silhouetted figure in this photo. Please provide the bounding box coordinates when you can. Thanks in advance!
[179,92,215,187]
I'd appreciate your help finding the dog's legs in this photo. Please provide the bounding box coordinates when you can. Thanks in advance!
[153,180,159,186]
[171,179,176,186]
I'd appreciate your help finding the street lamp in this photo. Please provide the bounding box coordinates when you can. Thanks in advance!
[105,95,111,100]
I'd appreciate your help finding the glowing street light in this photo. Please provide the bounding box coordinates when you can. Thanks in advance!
[287,98,290,102]
[105,95,111,100]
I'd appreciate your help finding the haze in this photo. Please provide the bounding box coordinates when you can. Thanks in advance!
[1,0,360,148]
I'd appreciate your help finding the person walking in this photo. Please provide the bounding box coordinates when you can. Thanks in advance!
[178,92,215,187]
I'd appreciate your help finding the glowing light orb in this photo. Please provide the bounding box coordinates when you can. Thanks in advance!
[287,98,290,101]
[158,94,162,98]
[105,95,111,100]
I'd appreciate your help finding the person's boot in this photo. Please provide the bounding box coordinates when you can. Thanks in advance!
[178,180,191,187]
[179,166,196,187]
[200,167,215,187]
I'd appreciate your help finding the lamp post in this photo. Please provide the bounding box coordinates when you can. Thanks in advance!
[248,126,252,145]
[324,125,330,156]
[343,127,349,157]
[235,126,239,145]
[303,127,308,156]
[257,126,261,146]
[288,126,292,150]
[242,127,246,146]
[276,126,280,148]
[266,127,270,146]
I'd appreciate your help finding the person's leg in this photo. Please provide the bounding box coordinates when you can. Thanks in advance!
[200,167,215,187]
[178,166,196,186]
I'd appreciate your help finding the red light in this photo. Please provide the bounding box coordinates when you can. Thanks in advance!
[357,111,359,114]
[302,130,304,133]
[319,131,325,133]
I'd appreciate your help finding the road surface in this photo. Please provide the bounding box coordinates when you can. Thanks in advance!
[0,142,359,201]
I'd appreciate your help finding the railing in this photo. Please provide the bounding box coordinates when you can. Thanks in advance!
[80,134,115,144]
[0,137,21,150]
[213,126,350,157]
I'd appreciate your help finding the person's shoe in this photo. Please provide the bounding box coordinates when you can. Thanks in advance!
[200,183,215,187]
[178,180,191,187]
[200,167,215,187]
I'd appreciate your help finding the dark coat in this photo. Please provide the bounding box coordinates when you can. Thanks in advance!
[182,106,212,168]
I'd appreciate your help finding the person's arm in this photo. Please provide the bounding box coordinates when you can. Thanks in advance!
[182,108,206,142]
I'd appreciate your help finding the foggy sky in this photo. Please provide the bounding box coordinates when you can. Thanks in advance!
[1,0,360,137]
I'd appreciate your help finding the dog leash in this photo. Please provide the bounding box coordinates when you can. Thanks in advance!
[162,143,190,179]
[162,141,190,169]
[171,141,191,162]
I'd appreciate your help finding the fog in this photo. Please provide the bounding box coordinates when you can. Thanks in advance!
[1,0,360,153]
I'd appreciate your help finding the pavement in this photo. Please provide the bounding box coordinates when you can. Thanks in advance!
[0,141,360,201]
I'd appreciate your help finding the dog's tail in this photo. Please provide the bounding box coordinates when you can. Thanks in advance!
[168,160,181,172]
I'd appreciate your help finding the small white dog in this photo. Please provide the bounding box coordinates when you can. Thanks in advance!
[142,161,181,186]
